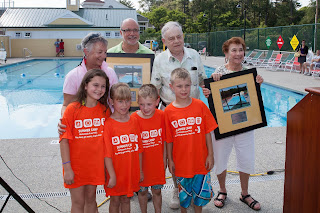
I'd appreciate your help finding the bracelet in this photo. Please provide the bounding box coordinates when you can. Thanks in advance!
[63,161,71,165]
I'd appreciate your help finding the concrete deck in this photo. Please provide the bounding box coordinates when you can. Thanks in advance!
[1,56,319,212]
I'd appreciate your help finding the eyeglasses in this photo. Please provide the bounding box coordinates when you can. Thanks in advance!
[121,29,139,33]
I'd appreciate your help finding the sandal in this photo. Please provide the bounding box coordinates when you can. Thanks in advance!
[240,194,261,211]
[214,191,227,208]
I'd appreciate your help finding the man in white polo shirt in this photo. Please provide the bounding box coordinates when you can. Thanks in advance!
[150,21,207,209]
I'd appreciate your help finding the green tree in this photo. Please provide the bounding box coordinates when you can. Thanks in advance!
[119,0,134,8]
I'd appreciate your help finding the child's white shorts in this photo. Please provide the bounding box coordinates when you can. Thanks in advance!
[211,130,255,175]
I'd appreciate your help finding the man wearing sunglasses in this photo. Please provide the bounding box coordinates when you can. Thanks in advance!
[108,18,154,54]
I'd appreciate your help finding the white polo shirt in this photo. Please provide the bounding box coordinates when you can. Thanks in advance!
[151,47,206,105]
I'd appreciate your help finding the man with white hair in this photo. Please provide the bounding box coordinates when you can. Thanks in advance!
[150,21,207,209]
[108,18,154,54]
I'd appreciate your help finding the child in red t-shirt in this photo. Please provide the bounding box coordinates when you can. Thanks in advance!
[165,68,218,213]
[131,84,166,213]
[59,69,113,212]
[104,82,144,213]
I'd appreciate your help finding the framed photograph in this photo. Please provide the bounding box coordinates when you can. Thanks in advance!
[107,53,154,109]
[204,68,267,140]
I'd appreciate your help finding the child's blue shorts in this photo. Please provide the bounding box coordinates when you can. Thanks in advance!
[176,173,213,208]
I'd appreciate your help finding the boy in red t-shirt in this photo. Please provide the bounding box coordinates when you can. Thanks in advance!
[165,68,218,213]
[104,82,144,213]
[131,84,166,213]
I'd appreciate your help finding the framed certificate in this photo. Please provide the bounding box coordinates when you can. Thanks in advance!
[204,68,267,139]
[107,53,154,110]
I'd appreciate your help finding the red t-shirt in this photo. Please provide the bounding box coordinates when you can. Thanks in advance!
[60,102,110,188]
[104,117,143,197]
[131,109,166,187]
[59,41,64,50]
[164,98,218,178]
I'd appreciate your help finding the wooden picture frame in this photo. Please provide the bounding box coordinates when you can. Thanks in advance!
[204,68,267,140]
[107,53,154,110]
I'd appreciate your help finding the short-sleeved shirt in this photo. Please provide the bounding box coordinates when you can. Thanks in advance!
[150,47,207,105]
[107,41,154,54]
[164,98,218,178]
[63,59,118,95]
[104,117,143,197]
[59,42,64,50]
[54,41,59,48]
[131,110,166,187]
[60,102,111,188]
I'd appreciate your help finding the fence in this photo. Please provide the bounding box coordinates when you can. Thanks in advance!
[185,23,320,56]
[141,23,320,56]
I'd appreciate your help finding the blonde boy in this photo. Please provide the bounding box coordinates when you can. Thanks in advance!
[165,68,218,213]
[131,84,166,213]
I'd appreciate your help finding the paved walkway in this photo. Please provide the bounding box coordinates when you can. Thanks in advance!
[1,56,319,212]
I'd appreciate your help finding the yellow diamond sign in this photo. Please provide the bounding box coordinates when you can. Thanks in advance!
[290,35,299,50]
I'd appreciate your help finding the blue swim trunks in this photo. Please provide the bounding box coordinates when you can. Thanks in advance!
[176,173,214,208]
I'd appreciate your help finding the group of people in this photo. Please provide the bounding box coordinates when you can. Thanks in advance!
[297,40,320,75]
[54,39,65,57]
[58,18,263,213]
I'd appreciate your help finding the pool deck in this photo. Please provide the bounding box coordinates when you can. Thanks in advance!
[1,56,319,212]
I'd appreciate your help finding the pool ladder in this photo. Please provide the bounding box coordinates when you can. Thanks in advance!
[22,48,32,58]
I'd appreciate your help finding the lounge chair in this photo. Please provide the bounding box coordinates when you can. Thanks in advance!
[199,47,206,55]
[256,50,274,67]
[311,66,320,77]
[266,53,283,70]
[243,50,254,63]
[284,57,300,72]
[247,51,263,65]
[276,53,295,71]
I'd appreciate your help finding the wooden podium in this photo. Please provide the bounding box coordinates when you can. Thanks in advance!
[283,87,320,213]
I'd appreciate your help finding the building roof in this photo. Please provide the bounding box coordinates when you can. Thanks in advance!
[0,8,137,28]
[82,0,128,9]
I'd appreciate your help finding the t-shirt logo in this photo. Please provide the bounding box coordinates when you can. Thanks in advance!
[150,130,158,138]
[142,131,149,139]
[84,119,92,128]
[178,119,187,127]
[112,136,120,145]
[101,118,105,125]
[75,120,82,128]
[129,134,136,142]
[171,121,178,128]
[120,135,129,144]
[158,128,162,136]
[93,118,101,126]
[187,117,195,125]
[196,117,202,125]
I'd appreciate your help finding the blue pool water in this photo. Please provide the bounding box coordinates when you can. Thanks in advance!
[0,60,305,139]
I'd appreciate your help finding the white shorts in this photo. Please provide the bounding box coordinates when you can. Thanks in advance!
[212,130,255,175]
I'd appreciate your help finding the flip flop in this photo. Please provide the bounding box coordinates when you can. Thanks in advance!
[214,191,227,208]
[240,194,261,211]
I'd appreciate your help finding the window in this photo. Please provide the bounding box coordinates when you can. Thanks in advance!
[105,32,111,38]
[24,32,31,38]
[15,32,21,38]
[115,32,120,37]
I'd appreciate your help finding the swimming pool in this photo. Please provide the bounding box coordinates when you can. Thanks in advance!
[0,60,305,139]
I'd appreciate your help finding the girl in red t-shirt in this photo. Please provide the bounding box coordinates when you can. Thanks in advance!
[104,83,144,213]
[60,69,114,212]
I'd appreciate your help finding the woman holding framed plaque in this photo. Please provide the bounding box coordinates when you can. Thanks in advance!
[203,37,263,211]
